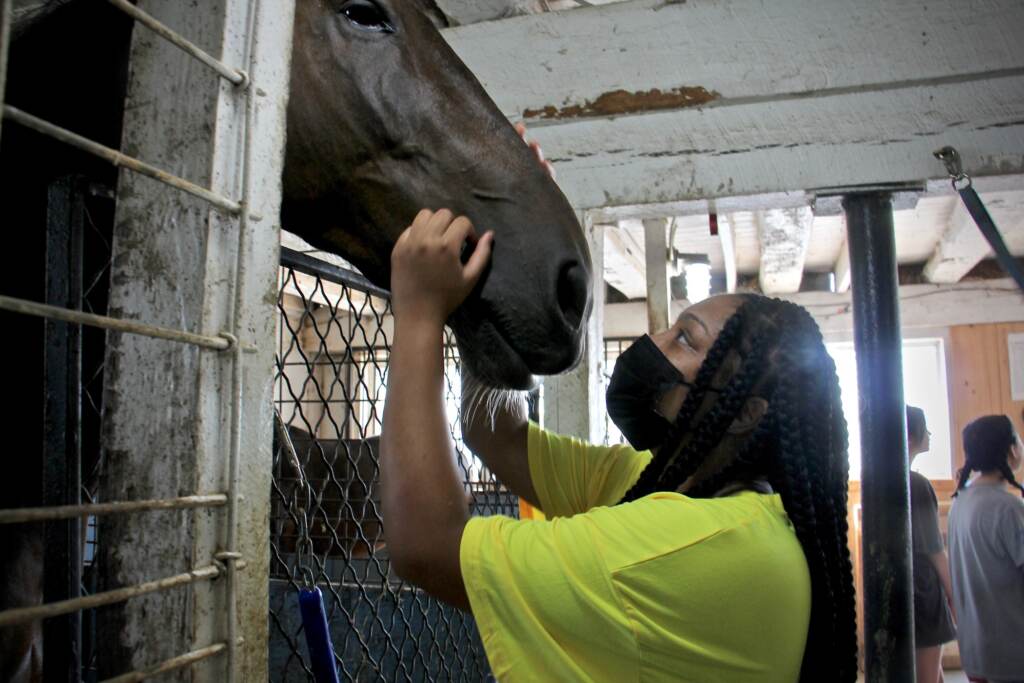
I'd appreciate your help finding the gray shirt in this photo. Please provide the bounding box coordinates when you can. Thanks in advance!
[948,482,1024,679]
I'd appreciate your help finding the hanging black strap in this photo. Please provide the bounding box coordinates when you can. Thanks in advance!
[934,146,1024,293]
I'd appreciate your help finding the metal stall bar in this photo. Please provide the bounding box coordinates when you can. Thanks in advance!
[106,0,247,87]
[843,192,915,682]
[44,174,85,682]
[2,106,243,214]
[0,294,250,350]
[0,0,11,147]
[281,246,392,298]
[0,564,225,627]
[98,640,244,683]
[0,494,228,524]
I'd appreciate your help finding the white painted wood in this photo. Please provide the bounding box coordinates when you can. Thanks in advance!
[924,199,990,283]
[719,214,737,293]
[925,191,1024,283]
[805,215,845,273]
[788,279,1024,333]
[99,0,293,678]
[834,237,852,293]
[602,221,645,299]
[543,213,605,442]
[443,0,1024,208]
[605,279,1024,338]
[757,208,813,294]
[445,0,1024,123]
[529,76,1024,210]
[643,217,670,333]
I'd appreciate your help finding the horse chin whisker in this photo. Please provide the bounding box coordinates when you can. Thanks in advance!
[483,387,528,430]
[461,367,528,431]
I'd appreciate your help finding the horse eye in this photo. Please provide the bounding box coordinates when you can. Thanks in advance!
[340,0,394,32]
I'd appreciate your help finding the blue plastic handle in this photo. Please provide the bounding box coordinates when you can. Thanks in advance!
[299,586,340,683]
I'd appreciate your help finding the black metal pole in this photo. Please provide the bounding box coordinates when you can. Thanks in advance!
[44,176,83,683]
[843,192,914,682]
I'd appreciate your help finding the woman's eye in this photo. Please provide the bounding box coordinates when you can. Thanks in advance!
[340,1,394,32]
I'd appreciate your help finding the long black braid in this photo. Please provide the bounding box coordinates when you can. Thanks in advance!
[955,414,1024,497]
[619,295,858,683]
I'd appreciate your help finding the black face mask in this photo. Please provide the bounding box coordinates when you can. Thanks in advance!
[606,335,694,451]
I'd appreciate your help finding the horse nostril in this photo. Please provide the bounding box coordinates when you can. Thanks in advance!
[556,261,588,332]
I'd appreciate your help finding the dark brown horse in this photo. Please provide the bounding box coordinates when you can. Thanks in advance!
[2,1,591,679]
[284,0,591,389]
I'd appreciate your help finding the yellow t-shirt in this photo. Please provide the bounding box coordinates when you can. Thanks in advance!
[459,423,811,683]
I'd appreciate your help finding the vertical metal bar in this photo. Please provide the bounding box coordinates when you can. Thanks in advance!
[44,176,84,683]
[843,192,915,682]
[0,0,11,147]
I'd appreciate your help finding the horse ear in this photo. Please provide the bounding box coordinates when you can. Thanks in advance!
[419,0,451,28]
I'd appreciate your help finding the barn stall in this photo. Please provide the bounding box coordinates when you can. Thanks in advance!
[0,0,1023,681]
[0,0,292,679]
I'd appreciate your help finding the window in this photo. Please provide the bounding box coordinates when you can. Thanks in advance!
[827,338,953,480]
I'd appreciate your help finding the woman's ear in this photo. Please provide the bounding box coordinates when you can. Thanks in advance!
[727,397,769,435]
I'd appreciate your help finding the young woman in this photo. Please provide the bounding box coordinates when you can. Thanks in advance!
[905,406,956,683]
[948,415,1024,683]
[379,207,858,682]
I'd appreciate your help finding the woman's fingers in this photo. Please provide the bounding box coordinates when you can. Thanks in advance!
[444,215,476,249]
[425,208,454,236]
[462,232,494,286]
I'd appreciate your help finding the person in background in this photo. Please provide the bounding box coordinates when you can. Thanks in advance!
[906,406,956,683]
[948,415,1024,683]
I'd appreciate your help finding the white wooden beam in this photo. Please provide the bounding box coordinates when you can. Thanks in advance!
[719,214,737,293]
[923,192,1024,284]
[435,0,530,26]
[602,221,646,299]
[924,200,989,283]
[605,279,1024,337]
[446,0,1024,123]
[444,0,1024,208]
[833,236,852,293]
[643,217,670,333]
[757,208,813,295]
[534,79,1024,210]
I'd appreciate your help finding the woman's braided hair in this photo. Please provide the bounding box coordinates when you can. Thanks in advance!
[618,294,858,683]
[955,414,1024,497]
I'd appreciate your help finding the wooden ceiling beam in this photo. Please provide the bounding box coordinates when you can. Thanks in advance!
[924,192,1024,284]
[757,208,813,295]
[444,0,1024,209]
[602,221,646,299]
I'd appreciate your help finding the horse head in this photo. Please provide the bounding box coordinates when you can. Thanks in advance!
[283,0,592,389]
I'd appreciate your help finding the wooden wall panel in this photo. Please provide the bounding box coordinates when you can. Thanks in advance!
[949,322,1024,472]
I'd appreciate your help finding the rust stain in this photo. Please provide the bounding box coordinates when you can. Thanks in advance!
[523,86,719,120]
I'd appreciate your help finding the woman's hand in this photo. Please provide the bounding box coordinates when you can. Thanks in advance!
[390,208,494,327]
[515,122,556,179]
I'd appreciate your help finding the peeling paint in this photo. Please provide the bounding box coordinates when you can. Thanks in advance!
[522,85,720,120]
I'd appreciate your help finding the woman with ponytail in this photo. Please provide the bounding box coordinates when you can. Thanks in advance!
[947,415,1024,683]
[381,206,859,683]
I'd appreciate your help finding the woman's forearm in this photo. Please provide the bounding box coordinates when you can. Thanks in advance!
[380,318,469,608]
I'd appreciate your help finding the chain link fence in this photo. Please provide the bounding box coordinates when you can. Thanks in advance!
[269,247,515,681]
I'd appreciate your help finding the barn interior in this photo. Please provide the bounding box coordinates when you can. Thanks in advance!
[0,0,1022,682]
